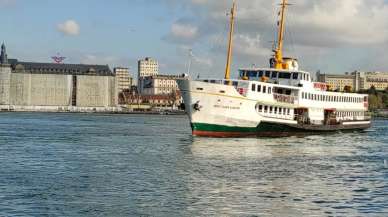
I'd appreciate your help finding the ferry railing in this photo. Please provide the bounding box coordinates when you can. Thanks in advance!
[273,93,297,104]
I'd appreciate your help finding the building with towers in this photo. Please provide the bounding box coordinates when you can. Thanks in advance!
[0,43,118,112]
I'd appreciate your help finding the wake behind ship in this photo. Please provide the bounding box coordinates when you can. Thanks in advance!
[177,0,371,138]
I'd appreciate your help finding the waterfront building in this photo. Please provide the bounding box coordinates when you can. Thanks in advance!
[138,57,158,93]
[119,92,182,109]
[317,73,356,92]
[0,43,117,111]
[317,71,388,92]
[114,67,133,93]
[141,74,183,95]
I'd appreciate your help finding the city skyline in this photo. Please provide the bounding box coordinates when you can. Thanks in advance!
[2,0,388,79]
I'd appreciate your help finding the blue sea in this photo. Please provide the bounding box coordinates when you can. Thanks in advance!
[0,112,387,216]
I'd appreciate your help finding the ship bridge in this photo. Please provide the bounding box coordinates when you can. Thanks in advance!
[239,68,311,87]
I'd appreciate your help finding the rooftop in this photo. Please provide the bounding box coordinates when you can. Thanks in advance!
[9,59,114,76]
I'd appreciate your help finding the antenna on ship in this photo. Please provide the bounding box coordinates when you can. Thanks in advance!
[224,0,236,81]
[272,0,294,70]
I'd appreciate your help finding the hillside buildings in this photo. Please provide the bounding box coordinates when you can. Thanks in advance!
[0,43,117,111]
[317,71,388,92]
[114,67,133,93]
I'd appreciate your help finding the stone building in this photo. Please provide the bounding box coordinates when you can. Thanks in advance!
[317,73,356,92]
[317,71,388,92]
[138,57,158,93]
[114,67,132,93]
[0,43,117,111]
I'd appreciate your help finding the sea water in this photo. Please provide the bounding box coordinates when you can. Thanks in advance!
[0,113,387,216]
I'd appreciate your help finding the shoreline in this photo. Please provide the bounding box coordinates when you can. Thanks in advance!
[0,105,186,115]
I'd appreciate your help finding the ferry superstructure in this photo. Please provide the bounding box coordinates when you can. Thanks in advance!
[177,0,371,137]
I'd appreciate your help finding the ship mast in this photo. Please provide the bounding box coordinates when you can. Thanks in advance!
[274,0,288,70]
[224,0,236,80]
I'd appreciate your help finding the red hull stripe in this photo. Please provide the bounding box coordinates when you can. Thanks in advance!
[192,130,257,138]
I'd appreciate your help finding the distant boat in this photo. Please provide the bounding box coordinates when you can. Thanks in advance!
[177,0,371,137]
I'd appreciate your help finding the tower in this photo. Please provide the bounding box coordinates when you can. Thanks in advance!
[0,43,8,64]
[0,42,11,106]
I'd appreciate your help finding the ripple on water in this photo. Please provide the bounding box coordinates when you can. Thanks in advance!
[0,113,387,216]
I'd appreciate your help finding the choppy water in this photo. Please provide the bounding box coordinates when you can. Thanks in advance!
[0,113,387,217]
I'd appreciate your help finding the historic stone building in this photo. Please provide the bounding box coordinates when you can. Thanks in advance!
[317,71,388,92]
[0,43,117,111]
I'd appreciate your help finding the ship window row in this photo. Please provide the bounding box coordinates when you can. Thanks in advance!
[301,92,364,103]
[256,104,291,116]
[241,70,310,81]
[336,111,364,118]
[251,84,272,94]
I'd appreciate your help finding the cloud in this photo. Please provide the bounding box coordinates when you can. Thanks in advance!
[164,20,199,44]
[57,20,80,36]
[162,0,388,74]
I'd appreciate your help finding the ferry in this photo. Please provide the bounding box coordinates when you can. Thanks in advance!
[177,0,371,137]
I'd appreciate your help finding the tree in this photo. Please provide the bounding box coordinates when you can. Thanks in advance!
[368,85,377,95]
[369,94,380,110]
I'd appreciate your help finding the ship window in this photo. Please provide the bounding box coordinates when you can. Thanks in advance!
[287,109,290,115]
[252,84,256,91]
[264,106,268,113]
[279,108,283,114]
[271,71,278,78]
[265,71,271,77]
[257,85,262,92]
[258,71,264,77]
[239,70,246,78]
[263,86,266,93]
[233,81,238,86]
[247,71,258,78]
[269,106,273,113]
[259,105,263,112]
[292,73,299,80]
[279,72,291,79]
[283,108,286,115]
[268,87,272,94]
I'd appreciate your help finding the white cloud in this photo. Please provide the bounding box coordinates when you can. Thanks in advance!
[164,21,200,44]
[162,0,388,74]
[171,23,198,40]
[57,20,80,36]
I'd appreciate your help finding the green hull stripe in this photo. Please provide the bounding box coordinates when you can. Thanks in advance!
[191,122,302,133]
[191,123,257,133]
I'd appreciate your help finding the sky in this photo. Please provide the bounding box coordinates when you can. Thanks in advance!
[1,0,388,79]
